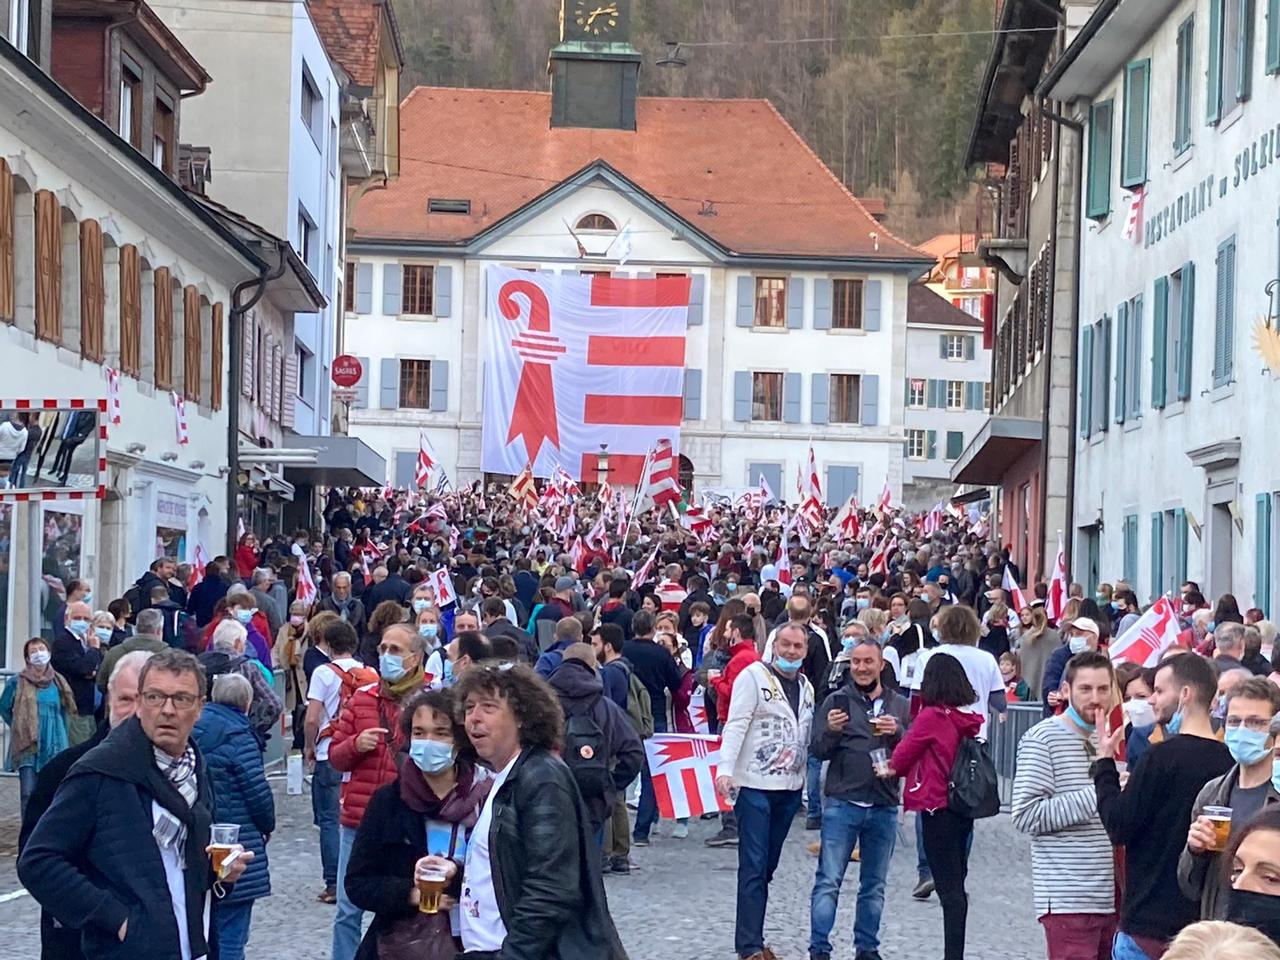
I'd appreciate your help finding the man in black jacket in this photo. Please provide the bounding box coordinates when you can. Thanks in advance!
[50,600,102,738]
[318,571,368,638]
[186,557,230,626]
[480,596,537,663]
[420,662,627,960]
[623,609,685,846]
[19,649,251,960]
[808,638,911,960]
[364,557,412,609]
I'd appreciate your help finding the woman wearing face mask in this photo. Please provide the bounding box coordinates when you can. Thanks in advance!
[1114,590,1142,636]
[205,590,273,664]
[1211,807,1280,946]
[0,638,77,813]
[275,599,314,741]
[344,688,491,960]
[90,611,117,651]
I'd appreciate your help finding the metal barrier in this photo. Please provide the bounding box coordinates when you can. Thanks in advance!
[0,669,11,777]
[987,701,1046,810]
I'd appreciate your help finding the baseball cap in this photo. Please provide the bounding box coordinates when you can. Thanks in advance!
[1070,617,1100,636]
[554,575,578,592]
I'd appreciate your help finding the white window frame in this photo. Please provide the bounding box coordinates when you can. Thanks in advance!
[945,380,964,410]
[907,378,927,409]
[945,334,966,360]
[906,429,926,460]
[9,0,30,55]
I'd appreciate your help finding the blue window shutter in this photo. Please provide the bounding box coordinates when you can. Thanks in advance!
[1115,301,1129,424]
[687,274,705,327]
[926,430,937,459]
[353,355,370,408]
[811,373,830,424]
[1123,515,1138,584]
[786,278,804,329]
[965,336,976,360]
[430,360,448,411]
[1080,325,1094,437]
[813,279,832,330]
[749,463,783,496]
[864,280,882,331]
[736,276,754,327]
[683,368,703,420]
[433,265,452,317]
[826,465,860,507]
[1268,0,1280,73]
[1239,0,1255,99]
[1179,262,1196,399]
[1258,493,1273,616]
[379,357,399,409]
[1174,508,1189,584]
[1214,238,1237,386]
[861,374,880,426]
[939,334,948,359]
[1208,0,1224,122]
[783,372,802,423]
[355,262,372,314]
[1151,512,1165,600]
[733,371,751,422]
[382,264,402,316]
[1152,276,1169,408]
[1121,60,1151,188]
[394,452,417,489]
[929,378,942,409]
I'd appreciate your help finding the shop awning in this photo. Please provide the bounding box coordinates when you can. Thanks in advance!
[950,416,1042,485]
[950,486,992,506]
[282,434,386,487]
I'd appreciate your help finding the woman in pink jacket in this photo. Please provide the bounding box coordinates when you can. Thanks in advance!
[885,653,983,960]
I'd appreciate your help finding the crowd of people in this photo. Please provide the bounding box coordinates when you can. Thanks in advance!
[4,480,1280,960]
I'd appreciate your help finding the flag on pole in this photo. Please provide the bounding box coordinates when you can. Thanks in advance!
[758,471,777,506]
[1001,565,1027,613]
[187,545,208,590]
[359,552,372,586]
[428,567,458,607]
[876,479,893,516]
[799,444,823,532]
[434,470,450,495]
[868,533,891,576]
[236,516,246,541]
[569,535,587,574]
[509,464,538,511]
[295,552,318,606]
[415,431,436,489]
[1110,596,1180,666]
[644,734,732,819]
[1046,534,1068,623]
[644,438,680,510]
[633,544,660,589]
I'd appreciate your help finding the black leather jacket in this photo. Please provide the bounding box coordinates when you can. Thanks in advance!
[485,748,628,960]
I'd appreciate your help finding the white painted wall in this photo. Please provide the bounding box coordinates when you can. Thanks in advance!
[903,321,991,483]
[1071,0,1280,607]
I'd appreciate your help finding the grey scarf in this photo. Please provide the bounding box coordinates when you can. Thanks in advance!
[152,745,198,864]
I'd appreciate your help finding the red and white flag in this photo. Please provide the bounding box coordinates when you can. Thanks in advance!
[428,567,458,607]
[359,552,372,586]
[585,514,609,552]
[1121,187,1145,243]
[415,431,436,489]
[645,438,681,510]
[1110,596,1180,666]
[681,505,713,542]
[876,479,893,516]
[106,368,123,425]
[509,464,538,511]
[868,533,891,575]
[830,495,861,542]
[1046,534,1068,623]
[799,445,823,532]
[187,545,208,590]
[689,688,711,735]
[758,471,777,506]
[644,734,731,819]
[1002,565,1027,613]
[632,544,660,589]
[295,552,317,606]
[172,392,189,446]
[569,535,587,574]
[553,465,581,499]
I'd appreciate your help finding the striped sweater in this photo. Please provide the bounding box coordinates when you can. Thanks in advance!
[1011,716,1115,917]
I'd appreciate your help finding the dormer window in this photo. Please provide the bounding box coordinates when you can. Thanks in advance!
[576,213,617,233]
[119,62,142,149]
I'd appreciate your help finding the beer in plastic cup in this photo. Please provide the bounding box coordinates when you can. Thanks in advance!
[870,747,891,777]
[209,823,240,876]
[1204,805,1233,851]
[416,866,449,914]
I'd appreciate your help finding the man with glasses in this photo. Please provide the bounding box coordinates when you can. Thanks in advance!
[1179,676,1280,919]
[20,648,251,960]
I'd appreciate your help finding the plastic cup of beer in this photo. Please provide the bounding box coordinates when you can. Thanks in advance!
[870,747,891,777]
[416,865,449,914]
[209,823,240,876]
[1204,805,1233,851]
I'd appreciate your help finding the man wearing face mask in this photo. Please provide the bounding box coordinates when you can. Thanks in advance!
[716,622,814,960]
[430,630,491,690]
[808,635,909,960]
[50,600,102,739]
[329,623,430,960]
[1179,677,1280,919]
[318,572,367,638]
[1094,652,1233,959]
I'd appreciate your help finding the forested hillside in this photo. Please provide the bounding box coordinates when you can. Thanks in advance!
[390,0,994,240]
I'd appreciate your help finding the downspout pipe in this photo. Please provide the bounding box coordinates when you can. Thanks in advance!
[226,242,288,556]
[1040,100,1085,578]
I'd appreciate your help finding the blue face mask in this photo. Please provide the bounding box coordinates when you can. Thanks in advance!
[773,656,804,675]
[1272,757,1280,794]
[1166,709,1184,736]
[408,738,455,774]
[726,582,738,592]
[1065,703,1096,732]
[930,628,942,644]
[1226,726,1272,766]
[841,636,857,652]
[442,659,455,687]
[1068,635,1090,655]
[93,626,113,643]
[380,652,407,681]
[82,592,93,605]
[419,623,438,639]
[856,597,870,610]
[413,599,430,614]
[68,619,90,638]
[1207,620,1218,632]
[235,608,254,624]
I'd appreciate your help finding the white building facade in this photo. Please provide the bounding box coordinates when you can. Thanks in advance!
[1046,0,1280,609]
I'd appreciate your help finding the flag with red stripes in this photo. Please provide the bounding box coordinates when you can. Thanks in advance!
[632,544,660,588]
[415,431,436,489]
[689,689,711,735]
[295,552,318,606]
[187,545,208,590]
[482,266,691,483]
[509,464,538,512]
[799,444,823,532]
[1110,596,1180,666]
[1002,565,1027,613]
[1046,533,1068,623]
[643,438,681,510]
[644,734,731,819]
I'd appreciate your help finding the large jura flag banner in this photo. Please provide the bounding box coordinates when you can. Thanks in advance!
[644,733,731,818]
[483,266,691,483]
[1110,595,1180,666]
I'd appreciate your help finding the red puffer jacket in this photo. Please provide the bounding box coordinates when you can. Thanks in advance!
[890,705,983,813]
[328,684,411,828]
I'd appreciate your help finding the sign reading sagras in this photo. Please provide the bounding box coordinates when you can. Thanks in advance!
[481,266,691,484]
[331,355,364,388]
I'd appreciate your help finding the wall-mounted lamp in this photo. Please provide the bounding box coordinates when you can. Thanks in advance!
[160,451,178,463]
[126,442,146,454]
[189,460,206,470]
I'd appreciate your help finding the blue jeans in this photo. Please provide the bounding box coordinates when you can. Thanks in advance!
[213,901,253,960]
[734,787,803,957]
[809,800,898,955]
[17,764,36,817]
[1113,931,1156,960]
[634,714,668,841]
[806,754,824,819]
[332,824,362,960]
[311,759,341,887]
[915,811,931,881]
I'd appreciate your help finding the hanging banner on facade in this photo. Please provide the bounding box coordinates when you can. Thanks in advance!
[482,266,690,483]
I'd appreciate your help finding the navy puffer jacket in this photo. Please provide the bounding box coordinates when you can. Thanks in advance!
[193,702,275,904]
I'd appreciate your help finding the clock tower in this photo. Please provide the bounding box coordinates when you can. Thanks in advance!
[549,0,642,130]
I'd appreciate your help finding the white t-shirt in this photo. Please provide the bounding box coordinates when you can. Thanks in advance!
[152,801,209,960]
[909,644,1004,739]
[459,753,519,952]
[306,656,365,762]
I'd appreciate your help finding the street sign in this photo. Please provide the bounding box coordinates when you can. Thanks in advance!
[331,355,363,388]
[331,387,358,403]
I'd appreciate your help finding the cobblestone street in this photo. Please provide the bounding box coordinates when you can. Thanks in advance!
[0,775,1042,959]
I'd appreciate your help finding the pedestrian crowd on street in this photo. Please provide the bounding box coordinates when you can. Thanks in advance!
[6,478,1280,960]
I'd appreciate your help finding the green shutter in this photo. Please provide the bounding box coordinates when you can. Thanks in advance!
[946,430,964,460]
[1268,0,1280,73]
[1086,101,1114,219]
[1081,325,1095,437]
[1115,301,1129,424]
[1099,316,1112,433]
[1208,0,1224,122]
[1122,60,1151,187]
[1257,493,1273,617]
[1153,277,1169,408]
[1239,0,1255,100]
[1178,262,1196,399]
[1129,295,1143,419]
[1176,18,1196,152]
[1214,237,1237,387]
[1174,508,1189,585]
[1124,515,1139,584]
[1151,512,1165,600]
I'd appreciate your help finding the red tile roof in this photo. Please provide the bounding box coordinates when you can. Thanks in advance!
[917,233,977,262]
[907,284,983,328]
[308,0,382,88]
[351,87,928,262]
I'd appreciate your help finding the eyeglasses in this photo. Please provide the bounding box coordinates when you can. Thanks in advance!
[140,690,202,710]
[1224,717,1272,732]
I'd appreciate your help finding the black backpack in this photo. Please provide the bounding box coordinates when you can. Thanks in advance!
[562,702,611,800]
[947,735,1000,820]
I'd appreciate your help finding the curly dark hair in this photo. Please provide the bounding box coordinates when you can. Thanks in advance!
[368,599,407,637]
[399,688,476,762]
[454,662,564,753]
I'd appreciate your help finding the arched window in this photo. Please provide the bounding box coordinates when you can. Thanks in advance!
[576,213,617,232]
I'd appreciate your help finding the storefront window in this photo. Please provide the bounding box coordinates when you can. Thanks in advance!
[41,506,83,638]
[156,492,188,561]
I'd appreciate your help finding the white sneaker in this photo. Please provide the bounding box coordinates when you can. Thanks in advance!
[672,821,689,839]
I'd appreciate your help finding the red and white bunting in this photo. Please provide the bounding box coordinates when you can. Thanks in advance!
[1111,596,1180,667]
[106,368,123,425]
[644,734,732,819]
[171,392,190,445]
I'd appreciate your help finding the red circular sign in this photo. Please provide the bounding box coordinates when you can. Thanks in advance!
[331,355,363,388]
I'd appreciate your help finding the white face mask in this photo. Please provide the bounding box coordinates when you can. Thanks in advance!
[1123,698,1156,729]
[29,650,51,667]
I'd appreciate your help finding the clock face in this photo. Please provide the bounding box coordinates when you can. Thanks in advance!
[573,1,620,37]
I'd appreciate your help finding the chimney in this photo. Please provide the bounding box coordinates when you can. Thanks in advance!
[178,145,212,195]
